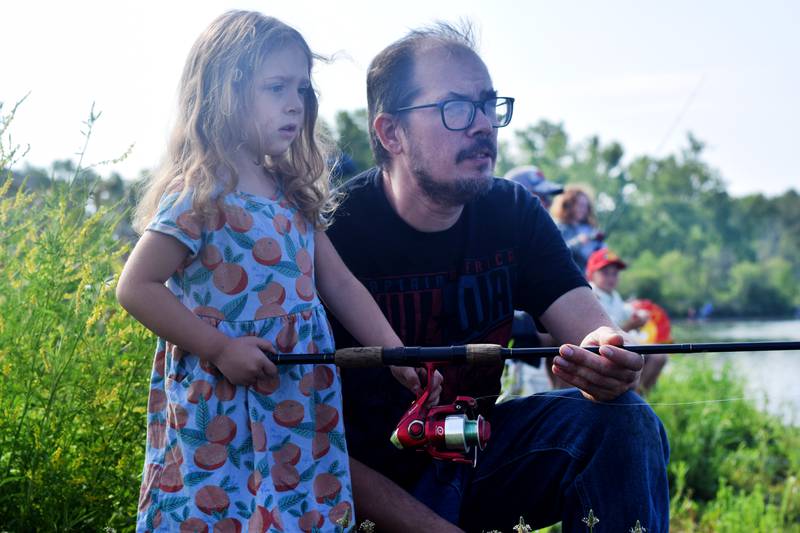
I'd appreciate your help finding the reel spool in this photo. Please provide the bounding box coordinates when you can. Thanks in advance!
[390,363,491,465]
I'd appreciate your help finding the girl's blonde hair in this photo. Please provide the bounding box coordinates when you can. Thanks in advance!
[134,10,333,233]
[550,184,597,226]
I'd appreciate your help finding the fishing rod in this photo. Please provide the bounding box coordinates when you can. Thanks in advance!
[266,341,800,466]
[267,341,800,367]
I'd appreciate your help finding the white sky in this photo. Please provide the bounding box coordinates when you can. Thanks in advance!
[2,0,798,196]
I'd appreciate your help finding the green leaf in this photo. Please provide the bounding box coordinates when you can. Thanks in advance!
[290,422,316,439]
[159,496,190,512]
[186,267,213,285]
[196,395,210,433]
[279,492,308,511]
[272,261,302,278]
[145,502,159,529]
[238,436,253,455]
[253,392,276,411]
[328,460,340,474]
[300,463,317,482]
[258,318,277,338]
[322,391,336,403]
[192,291,203,306]
[284,233,297,262]
[179,428,207,447]
[245,199,268,211]
[184,471,213,487]
[287,303,312,315]
[227,444,241,469]
[220,294,248,321]
[298,324,311,342]
[257,456,271,476]
[329,431,346,453]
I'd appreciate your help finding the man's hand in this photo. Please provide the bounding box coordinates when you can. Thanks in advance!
[551,326,643,401]
[390,366,443,406]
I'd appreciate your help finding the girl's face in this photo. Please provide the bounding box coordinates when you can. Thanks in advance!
[244,44,311,158]
[571,193,589,223]
[591,264,619,293]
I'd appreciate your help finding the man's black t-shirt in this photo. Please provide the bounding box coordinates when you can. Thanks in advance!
[326,168,587,488]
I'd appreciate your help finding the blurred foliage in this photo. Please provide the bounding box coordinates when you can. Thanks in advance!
[651,357,800,532]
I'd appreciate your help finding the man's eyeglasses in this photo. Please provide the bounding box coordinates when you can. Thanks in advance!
[392,96,514,131]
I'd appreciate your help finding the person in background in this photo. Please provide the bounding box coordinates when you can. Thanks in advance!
[550,184,605,271]
[586,249,668,392]
[505,166,564,390]
[504,165,564,210]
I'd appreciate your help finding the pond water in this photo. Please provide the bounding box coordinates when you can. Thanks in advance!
[503,319,800,424]
[672,319,800,424]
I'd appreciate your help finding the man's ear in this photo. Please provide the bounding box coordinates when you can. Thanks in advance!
[373,113,405,156]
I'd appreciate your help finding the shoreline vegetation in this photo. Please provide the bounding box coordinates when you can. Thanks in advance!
[1,104,798,531]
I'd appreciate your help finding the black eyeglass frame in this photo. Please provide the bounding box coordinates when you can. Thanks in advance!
[392,96,515,131]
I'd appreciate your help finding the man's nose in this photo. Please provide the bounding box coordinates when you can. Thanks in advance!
[466,105,493,136]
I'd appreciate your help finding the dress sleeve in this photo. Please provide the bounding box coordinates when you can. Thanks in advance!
[145,191,204,256]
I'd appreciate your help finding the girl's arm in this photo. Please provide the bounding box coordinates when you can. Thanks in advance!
[314,231,442,401]
[116,231,276,385]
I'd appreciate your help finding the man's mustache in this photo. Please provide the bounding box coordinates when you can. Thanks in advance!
[455,138,497,163]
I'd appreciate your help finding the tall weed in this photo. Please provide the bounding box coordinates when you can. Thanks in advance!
[0,106,152,531]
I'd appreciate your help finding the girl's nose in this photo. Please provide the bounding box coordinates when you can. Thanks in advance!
[286,94,304,114]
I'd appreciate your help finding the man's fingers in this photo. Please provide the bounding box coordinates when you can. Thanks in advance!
[559,344,640,379]
[552,360,620,392]
[552,365,624,401]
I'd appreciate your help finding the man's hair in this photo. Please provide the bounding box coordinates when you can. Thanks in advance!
[366,21,479,168]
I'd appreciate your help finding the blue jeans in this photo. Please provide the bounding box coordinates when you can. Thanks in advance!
[411,389,670,532]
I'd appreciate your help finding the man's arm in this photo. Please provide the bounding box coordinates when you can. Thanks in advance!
[539,286,643,401]
[350,457,463,532]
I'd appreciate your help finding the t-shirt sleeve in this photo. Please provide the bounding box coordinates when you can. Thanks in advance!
[515,194,589,318]
[145,191,203,256]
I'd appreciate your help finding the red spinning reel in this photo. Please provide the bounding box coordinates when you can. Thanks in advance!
[390,362,491,465]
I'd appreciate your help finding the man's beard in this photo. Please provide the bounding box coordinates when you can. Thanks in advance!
[410,138,496,208]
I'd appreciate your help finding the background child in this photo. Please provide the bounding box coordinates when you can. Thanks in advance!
[550,185,605,271]
[586,249,667,392]
[117,11,438,532]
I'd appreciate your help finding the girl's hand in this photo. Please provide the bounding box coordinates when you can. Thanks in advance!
[211,336,278,387]
[390,366,443,406]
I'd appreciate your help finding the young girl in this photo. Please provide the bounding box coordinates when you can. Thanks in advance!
[117,11,436,532]
[550,184,606,272]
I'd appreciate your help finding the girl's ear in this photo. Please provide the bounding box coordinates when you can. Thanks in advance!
[373,113,404,156]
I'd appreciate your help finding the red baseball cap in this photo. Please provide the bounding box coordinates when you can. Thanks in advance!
[585,249,627,278]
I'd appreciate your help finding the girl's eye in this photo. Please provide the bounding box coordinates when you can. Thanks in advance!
[298,86,311,96]
[265,84,284,93]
